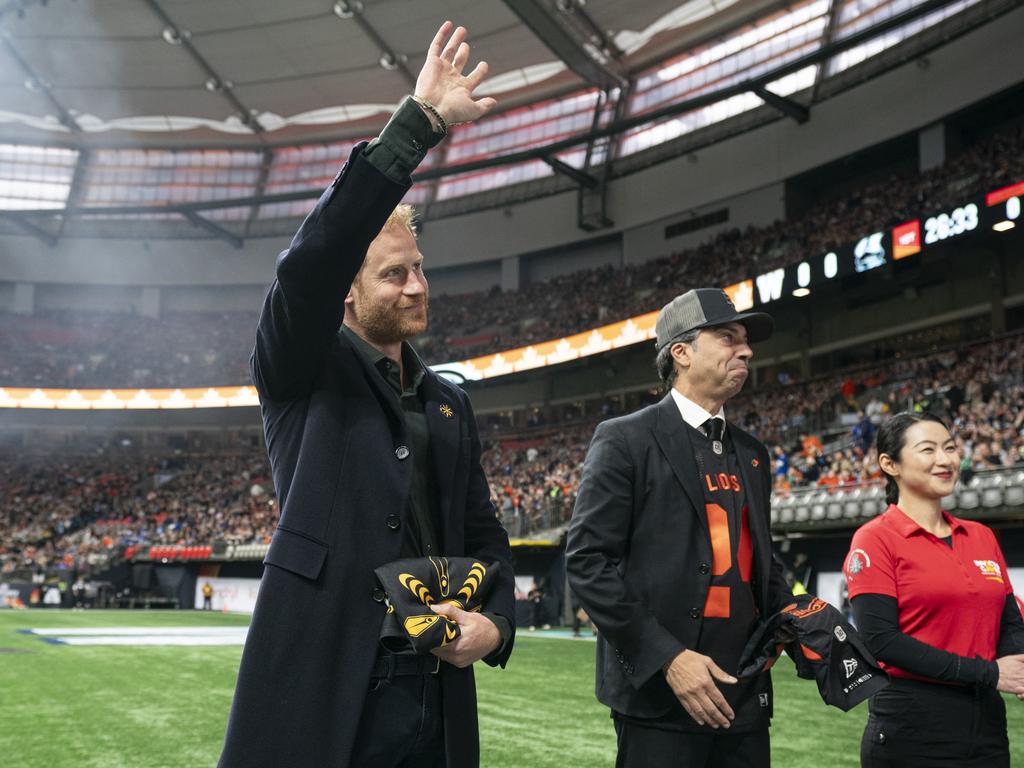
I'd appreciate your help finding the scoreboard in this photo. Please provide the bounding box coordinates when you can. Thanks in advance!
[724,179,1024,311]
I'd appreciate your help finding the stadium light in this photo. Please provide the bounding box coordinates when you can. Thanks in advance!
[161,26,188,45]
[332,1,362,18]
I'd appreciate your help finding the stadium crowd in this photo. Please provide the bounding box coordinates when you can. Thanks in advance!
[5,330,1024,576]
[0,124,1021,388]
[0,453,275,576]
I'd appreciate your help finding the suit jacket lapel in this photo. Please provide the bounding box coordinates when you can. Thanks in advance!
[650,395,710,538]
[732,431,763,512]
[731,428,773,603]
[420,369,460,551]
[338,331,405,433]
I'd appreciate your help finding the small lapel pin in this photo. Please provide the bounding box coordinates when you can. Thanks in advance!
[439,404,454,418]
[752,459,760,468]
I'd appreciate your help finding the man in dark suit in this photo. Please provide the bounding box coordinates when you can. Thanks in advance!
[219,22,515,768]
[566,288,790,767]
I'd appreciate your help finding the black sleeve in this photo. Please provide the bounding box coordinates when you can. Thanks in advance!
[997,593,1024,656]
[851,593,999,687]
[250,146,410,402]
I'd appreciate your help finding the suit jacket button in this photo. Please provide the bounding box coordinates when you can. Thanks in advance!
[386,515,401,531]
[372,588,385,603]
[689,608,700,619]
[699,563,710,575]
[395,446,410,460]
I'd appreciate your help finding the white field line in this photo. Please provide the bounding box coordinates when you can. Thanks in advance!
[50,633,249,646]
[25,626,247,636]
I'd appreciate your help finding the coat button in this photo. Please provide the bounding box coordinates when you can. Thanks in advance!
[395,446,410,460]
[699,563,710,575]
[386,515,401,531]
[689,608,700,619]
[372,588,385,603]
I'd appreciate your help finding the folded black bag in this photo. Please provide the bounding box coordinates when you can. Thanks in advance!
[374,556,499,654]
[737,594,888,711]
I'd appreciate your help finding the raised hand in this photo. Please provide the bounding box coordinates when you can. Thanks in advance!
[415,21,496,127]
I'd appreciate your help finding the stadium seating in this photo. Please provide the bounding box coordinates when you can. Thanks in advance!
[0,123,1021,389]
[5,327,1024,572]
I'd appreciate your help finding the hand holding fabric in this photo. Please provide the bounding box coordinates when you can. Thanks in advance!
[429,602,500,668]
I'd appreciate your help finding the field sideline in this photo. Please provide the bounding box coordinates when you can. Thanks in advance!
[2,610,1021,767]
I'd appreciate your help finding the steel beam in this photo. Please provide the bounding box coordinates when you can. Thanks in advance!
[0,31,80,132]
[501,0,627,90]
[143,0,265,135]
[752,85,810,123]
[543,156,598,188]
[183,211,243,248]
[0,211,57,245]
[342,2,417,89]
[7,0,988,222]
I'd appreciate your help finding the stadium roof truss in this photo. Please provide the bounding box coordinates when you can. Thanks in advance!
[0,0,1012,243]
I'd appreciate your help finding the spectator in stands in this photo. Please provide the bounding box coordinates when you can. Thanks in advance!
[852,410,875,453]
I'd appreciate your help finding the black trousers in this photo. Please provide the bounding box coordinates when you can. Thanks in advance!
[614,718,770,768]
[349,669,445,768]
[861,678,1009,768]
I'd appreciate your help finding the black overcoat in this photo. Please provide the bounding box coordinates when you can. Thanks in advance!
[218,145,516,768]
[565,395,789,719]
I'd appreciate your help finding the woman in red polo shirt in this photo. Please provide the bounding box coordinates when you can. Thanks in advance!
[844,412,1024,768]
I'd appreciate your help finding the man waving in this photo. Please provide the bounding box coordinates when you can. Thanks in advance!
[219,22,515,768]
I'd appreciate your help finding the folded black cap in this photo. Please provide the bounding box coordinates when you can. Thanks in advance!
[374,556,499,654]
[738,595,888,711]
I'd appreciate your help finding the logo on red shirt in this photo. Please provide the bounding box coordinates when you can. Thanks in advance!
[845,548,871,578]
[973,560,1004,583]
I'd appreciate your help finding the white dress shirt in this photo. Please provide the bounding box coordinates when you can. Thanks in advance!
[669,388,726,433]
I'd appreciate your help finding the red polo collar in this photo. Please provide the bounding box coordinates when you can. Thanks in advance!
[883,504,967,538]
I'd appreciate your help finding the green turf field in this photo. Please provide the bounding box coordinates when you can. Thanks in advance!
[1,610,1021,767]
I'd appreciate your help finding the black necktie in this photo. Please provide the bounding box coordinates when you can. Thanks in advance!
[704,418,725,454]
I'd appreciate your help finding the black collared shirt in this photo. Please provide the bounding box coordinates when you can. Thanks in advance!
[341,325,440,558]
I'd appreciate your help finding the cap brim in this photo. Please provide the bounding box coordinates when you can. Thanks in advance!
[734,311,774,343]
[697,311,774,343]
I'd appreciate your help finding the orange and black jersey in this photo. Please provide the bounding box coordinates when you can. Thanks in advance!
[687,424,769,732]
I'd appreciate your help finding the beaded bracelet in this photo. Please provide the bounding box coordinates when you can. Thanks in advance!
[411,94,448,136]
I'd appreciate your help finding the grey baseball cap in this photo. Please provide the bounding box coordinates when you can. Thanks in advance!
[655,288,774,349]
